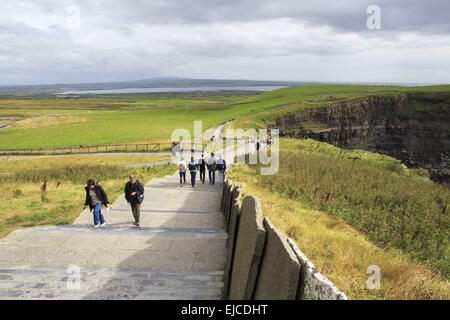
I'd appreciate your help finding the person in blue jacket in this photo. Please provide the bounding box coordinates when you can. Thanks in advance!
[217,155,226,184]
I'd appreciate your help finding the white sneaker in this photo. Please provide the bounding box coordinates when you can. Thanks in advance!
[100,222,106,228]
[94,224,100,228]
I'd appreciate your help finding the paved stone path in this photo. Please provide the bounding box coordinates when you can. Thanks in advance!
[0,120,265,300]
[0,172,226,300]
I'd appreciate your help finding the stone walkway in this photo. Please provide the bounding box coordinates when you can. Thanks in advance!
[0,172,226,300]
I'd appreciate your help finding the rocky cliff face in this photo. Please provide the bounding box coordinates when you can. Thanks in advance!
[272,94,450,185]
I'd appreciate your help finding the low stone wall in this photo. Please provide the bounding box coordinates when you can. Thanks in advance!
[253,217,301,300]
[287,238,347,300]
[228,195,266,299]
[222,180,348,300]
[222,185,242,299]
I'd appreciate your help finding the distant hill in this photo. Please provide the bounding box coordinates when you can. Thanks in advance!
[0,77,313,95]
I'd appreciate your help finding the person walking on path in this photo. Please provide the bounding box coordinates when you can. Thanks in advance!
[217,155,226,184]
[178,157,187,187]
[207,152,217,185]
[124,174,145,227]
[198,153,206,184]
[188,156,198,188]
[83,179,110,228]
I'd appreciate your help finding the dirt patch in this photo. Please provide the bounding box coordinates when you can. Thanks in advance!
[12,116,96,129]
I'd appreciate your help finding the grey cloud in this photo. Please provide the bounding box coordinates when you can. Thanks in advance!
[72,0,450,34]
[0,0,449,85]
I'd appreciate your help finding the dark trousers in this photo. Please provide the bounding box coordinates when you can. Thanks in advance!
[131,202,141,224]
[208,169,215,184]
[199,169,206,183]
[179,171,186,184]
[190,171,197,187]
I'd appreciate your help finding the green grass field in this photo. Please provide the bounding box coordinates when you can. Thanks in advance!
[1,85,449,149]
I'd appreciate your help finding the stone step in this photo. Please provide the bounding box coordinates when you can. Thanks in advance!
[0,290,217,300]
[0,280,221,296]
[17,225,228,239]
[0,265,223,300]
[109,209,223,215]
[0,265,224,282]
[73,209,225,229]
[0,275,222,289]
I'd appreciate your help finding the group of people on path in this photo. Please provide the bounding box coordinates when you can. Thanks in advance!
[178,152,226,188]
[82,151,228,228]
[83,174,145,228]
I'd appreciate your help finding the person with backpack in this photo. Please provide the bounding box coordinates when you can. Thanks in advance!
[198,153,206,184]
[124,174,145,227]
[188,156,198,187]
[216,155,226,184]
[83,179,110,228]
[178,157,187,187]
[206,152,217,185]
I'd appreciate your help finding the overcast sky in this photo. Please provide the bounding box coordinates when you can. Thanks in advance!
[1,0,449,85]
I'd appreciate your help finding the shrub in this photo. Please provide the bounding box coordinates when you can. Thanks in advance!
[40,194,49,203]
[12,188,23,198]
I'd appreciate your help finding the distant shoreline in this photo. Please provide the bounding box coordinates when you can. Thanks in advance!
[56,85,290,95]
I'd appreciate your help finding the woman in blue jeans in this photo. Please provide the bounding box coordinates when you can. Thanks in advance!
[83,179,110,228]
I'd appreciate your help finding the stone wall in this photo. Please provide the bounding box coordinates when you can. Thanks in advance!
[222,180,348,300]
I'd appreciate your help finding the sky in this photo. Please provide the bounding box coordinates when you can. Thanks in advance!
[0,0,449,86]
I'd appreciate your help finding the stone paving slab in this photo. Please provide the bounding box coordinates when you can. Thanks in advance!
[0,290,219,300]
[74,211,224,229]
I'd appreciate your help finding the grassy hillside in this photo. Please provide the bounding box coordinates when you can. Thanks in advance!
[228,138,449,299]
[226,84,450,131]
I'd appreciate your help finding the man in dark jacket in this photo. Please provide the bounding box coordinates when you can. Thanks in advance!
[83,179,110,228]
[124,174,145,227]
[188,156,198,188]
[198,153,206,184]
